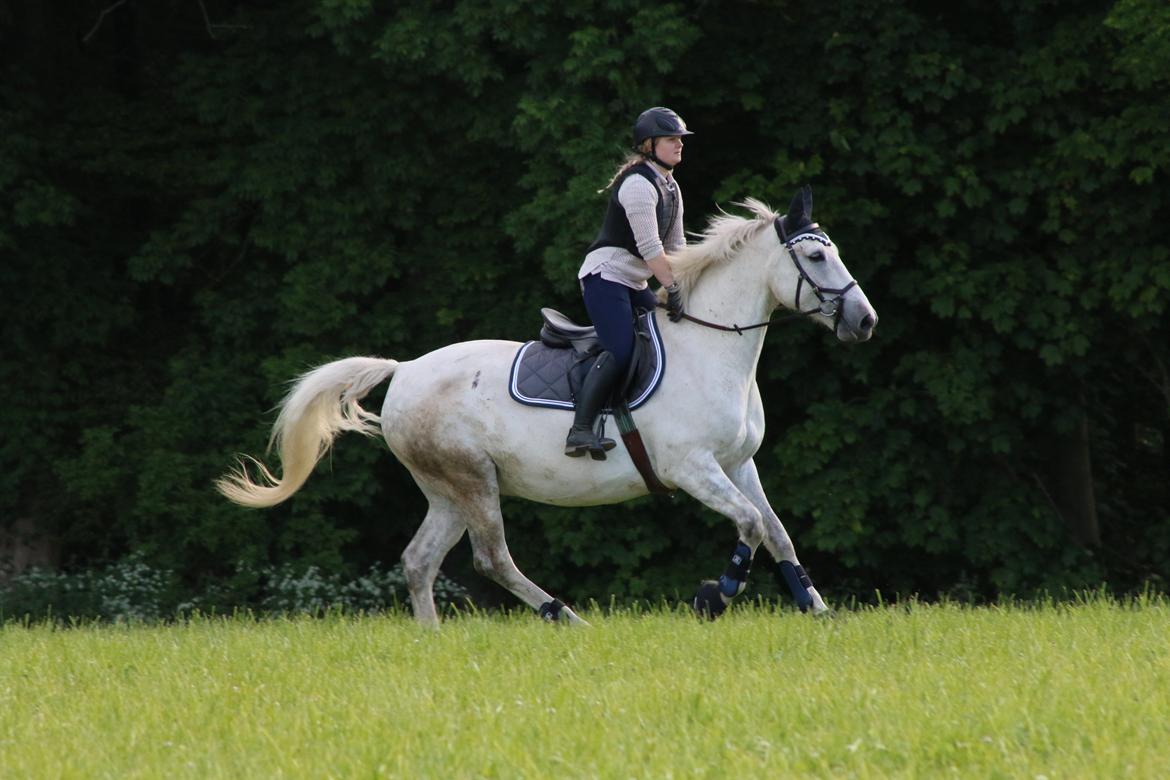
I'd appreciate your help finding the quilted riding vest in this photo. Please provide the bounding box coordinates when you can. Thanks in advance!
[585,162,679,259]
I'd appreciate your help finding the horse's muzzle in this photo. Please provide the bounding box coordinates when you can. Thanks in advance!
[836,292,878,343]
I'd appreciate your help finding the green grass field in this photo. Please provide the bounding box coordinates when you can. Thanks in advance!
[3,598,1168,778]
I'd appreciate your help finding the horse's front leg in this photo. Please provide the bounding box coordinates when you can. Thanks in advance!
[671,452,770,618]
[727,458,829,614]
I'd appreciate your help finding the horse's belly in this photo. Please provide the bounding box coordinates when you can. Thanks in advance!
[493,446,650,507]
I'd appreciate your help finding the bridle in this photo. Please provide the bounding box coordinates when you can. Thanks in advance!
[659,217,857,335]
[775,217,857,322]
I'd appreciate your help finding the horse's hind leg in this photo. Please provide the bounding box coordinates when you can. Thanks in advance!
[403,450,587,626]
[464,496,589,626]
[728,458,829,614]
[401,494,467,627]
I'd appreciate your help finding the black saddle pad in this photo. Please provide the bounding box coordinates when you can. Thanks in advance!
[508,311,665,412]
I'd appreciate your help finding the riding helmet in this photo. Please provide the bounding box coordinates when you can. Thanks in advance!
[632,107,695,148]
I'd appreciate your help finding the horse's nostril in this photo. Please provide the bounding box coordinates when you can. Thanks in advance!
[860,314,875,332]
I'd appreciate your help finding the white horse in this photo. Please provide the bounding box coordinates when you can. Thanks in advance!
[218,188,877,626]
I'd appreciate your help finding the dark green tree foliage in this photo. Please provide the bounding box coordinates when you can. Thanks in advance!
[1,0,1166,607]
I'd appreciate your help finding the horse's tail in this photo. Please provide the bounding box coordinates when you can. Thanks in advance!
[216,357,399,508]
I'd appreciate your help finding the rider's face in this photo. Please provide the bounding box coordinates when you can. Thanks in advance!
[652,135,684,168]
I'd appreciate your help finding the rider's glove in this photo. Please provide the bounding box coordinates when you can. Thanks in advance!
[666,282,685,323]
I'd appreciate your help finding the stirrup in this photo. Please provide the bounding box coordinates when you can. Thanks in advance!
[594,412,616,455]
[589,438,616,460]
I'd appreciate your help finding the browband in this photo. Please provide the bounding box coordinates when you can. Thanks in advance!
[773,218,832,246]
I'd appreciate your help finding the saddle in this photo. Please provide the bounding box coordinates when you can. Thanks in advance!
[508,307,665,412]
[538,308,600,353]
[508,307,672,495]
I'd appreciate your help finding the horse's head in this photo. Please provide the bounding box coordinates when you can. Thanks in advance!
[771,186,877,343]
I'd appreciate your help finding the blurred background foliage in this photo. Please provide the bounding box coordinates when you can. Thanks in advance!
[1,0,1167,616]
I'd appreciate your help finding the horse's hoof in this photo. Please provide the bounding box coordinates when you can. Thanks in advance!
[540,598,566,621]
[692,580,727,620]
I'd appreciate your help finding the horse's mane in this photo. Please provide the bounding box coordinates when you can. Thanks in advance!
[664,197,778,298]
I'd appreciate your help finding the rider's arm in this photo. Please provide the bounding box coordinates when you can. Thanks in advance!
[644,253,676,288]
[618,176,675,287]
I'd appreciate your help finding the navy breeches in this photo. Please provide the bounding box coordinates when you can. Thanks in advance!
[581,273,658,372]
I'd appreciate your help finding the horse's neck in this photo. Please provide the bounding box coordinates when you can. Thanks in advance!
[673,249,775,382]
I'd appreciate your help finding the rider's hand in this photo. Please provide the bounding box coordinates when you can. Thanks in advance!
[666,282,684,323]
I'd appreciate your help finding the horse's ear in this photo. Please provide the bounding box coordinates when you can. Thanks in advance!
[785,185,813,227]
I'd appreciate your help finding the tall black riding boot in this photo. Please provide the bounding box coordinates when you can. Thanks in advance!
[564,350,621,460]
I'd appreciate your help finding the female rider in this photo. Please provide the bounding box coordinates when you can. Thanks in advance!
[565,106,690,459]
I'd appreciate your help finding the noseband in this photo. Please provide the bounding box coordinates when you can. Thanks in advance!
[661,217,858,335]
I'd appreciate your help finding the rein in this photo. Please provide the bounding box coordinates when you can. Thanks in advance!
[656,304,819,334]
[658,218,856,336]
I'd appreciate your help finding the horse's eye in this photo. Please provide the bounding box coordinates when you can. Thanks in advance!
[808,251,825,262]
